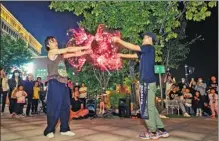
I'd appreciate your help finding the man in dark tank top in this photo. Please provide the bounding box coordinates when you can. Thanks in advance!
[43,36,92,138]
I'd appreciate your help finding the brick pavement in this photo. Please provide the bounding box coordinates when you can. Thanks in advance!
[1,113,218,141]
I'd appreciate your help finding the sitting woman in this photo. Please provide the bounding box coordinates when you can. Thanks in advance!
[70,89,89,119]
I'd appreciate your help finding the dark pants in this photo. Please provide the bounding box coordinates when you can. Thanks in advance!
[1,91,8,113]
[44,79,70,136]
[9,98,17,114]
[16,103,24,115]
[26,98,33,116]
[32,99,39,113]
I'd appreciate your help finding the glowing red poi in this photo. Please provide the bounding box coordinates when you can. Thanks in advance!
[67,24,122,72]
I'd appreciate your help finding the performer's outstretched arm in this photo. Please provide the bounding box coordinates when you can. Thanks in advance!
[63,49,92,59]
[112,37,141,51]
[118,53,138,59]
[49,46,90,55]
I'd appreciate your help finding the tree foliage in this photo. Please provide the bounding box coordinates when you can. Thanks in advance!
[50,1,216,62]
[162,17,203,69]
[0,35,32,71]
[50,1,216,91]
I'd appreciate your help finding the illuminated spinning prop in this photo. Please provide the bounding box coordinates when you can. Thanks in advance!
[67,24,122,72]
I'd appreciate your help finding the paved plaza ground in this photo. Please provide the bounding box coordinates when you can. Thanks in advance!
[1,112,218,141]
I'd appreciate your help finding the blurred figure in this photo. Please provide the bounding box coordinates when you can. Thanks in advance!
[208,75,218,93]
[70,89,89,119]
[208,89,218,118]
[193,91,203,116]
[15,85,27,118]
[8,70,23,116]
[0,68,9,115]
[79,82,87,108]
[23,73,34,116]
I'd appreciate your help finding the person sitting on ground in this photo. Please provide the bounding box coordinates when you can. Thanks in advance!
[70,90,89,119]
[99,93,106,115]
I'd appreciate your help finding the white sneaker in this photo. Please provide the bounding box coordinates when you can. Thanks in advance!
[183,113,190,117]
[46,132,54,138]
[61,131,75,136]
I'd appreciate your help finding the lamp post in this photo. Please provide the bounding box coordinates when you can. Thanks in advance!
[184,64,188,86]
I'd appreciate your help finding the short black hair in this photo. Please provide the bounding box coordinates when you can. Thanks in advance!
[44,36,55,51]
[37,77,41,80]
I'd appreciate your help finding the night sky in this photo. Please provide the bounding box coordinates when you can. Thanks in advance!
[2,2,218,82]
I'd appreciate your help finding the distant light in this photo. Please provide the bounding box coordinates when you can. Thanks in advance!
[25,62,34,74]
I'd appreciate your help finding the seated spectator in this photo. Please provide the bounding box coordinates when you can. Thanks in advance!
[208,89,218,118]
[70,91,89,119]
[203,102,211,116]
[193,91,203,116]
[184,88,194,115]
[168,84,190,117]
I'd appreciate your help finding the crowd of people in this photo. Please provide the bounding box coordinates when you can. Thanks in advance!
[164,73,218,118]
[0,68,45,118]
[0,67,90,119]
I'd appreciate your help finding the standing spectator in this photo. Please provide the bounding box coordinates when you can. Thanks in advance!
[178,78,187,91]
[164,74,174,96]
[8,70,23,117]
[184,88,194,115]
[15,85,27,118]
[79,82,87,108]
[37,77,44,94]
[208,89,218,118]
[32,81,40,114]
[67,78,73,100]
[0,68,9,115]
[208,75,218,93]
[193,91,203,116]
[191,78,207,105]
[24,73,34,116]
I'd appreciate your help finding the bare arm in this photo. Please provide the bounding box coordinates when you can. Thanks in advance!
[118,53,138,59]
[112,37,141,51]
[63,49,92,59]
[49,46,90,55]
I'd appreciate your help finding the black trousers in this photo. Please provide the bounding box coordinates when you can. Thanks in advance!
[32,99,39,113]
[16,103,24,115]
[26,98,33,116]
[9,98,17,114]
[1,91,8,113]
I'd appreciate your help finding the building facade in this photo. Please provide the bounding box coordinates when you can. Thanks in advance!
[0,4,42,56]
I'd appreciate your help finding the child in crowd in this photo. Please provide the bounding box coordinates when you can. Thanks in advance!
[193,91,203,116]
[184,88,194,115]
[32,81,40,114]
[15,85,27,118]
[208,89,218,118]
[99,93,106,115]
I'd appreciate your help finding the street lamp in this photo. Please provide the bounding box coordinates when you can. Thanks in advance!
[184,64,188,85]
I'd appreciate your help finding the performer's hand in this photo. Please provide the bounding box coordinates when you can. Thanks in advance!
[111,37,120,43]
